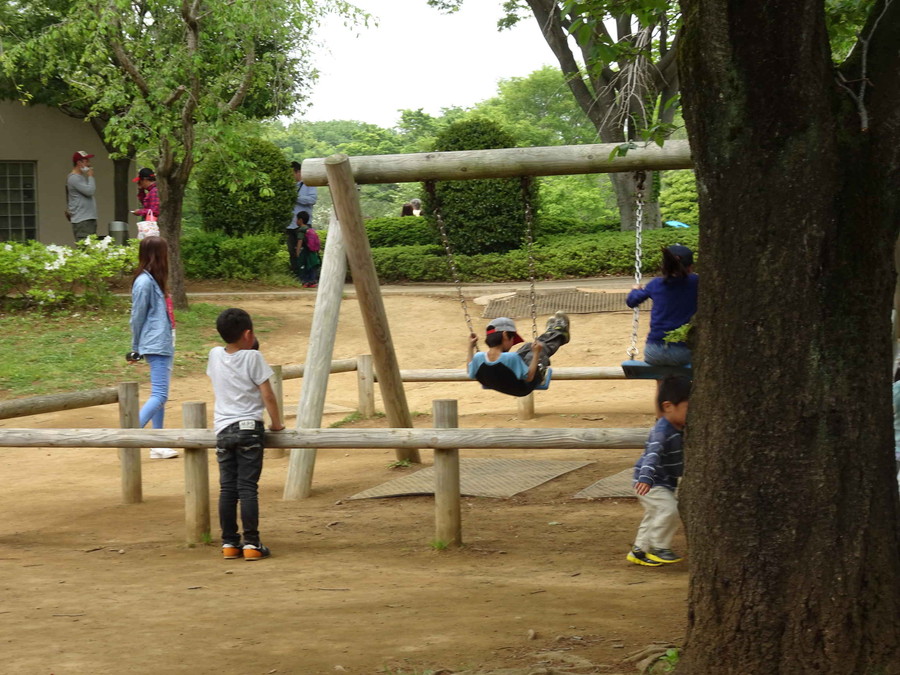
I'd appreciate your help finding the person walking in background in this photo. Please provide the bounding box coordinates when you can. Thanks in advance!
[287,161,318,280]
[410,198,423,216]
[401,203,414,216]
[67,150,97,241]
[128,236,178,460]
[131,167,159,221]
[295,210,321,288]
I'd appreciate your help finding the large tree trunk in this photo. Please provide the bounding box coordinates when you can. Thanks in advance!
[156,174,188,310]
[677,0,900,672]
[610,171,661,230]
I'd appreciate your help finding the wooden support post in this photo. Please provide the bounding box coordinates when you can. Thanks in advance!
[117,382,142,504]
[517,392,535,421]
[266,365,286,460]
[433,399,462,548]
[356,354,376,418]
[284,209,350,500]
[182,402,211,545]
[324,154,419,464]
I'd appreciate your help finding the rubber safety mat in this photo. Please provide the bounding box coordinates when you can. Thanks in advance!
[482,289,637,319]
[348,457,593,500]
[572,468,636,499]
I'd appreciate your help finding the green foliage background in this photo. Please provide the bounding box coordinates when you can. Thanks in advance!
[426,117,539,256]
[196,136,295,236]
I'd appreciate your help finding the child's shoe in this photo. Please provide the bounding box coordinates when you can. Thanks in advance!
[242,543,271,561]
[627,546,662,567]
[646,548,683,564]
[222,543,242,559]
[150,448,179,459]
[546,311,570,344]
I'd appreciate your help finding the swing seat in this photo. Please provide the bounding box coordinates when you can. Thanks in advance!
[621,360,691,380]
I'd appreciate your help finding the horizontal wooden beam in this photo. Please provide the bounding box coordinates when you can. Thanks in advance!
[0,427,647,450]
[390,367,626,382]
[301,141,692,186]
[0,386,119,420]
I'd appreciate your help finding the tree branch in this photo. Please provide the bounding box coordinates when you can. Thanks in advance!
[226,44,256,111]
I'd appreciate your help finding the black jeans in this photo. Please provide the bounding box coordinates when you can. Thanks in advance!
[515,326,569,385]
[216,421,265,547]
[286,229,301,280]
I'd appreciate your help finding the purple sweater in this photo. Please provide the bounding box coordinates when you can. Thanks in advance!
[626,273,698,344]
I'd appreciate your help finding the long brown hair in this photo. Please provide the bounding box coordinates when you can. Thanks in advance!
[133,236,169,295]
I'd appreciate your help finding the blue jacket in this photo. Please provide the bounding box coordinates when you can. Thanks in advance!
[626,273,698,344]
[290,181,318,225]
[633,417,684,491]
[130,271,174,356]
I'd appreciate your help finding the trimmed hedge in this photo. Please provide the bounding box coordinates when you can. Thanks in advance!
[365,217,434,247]
[182,231,293,280]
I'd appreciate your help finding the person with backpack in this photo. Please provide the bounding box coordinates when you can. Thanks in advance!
[295,210,321,288]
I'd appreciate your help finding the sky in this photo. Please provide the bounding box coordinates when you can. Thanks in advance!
[303,0,558,128]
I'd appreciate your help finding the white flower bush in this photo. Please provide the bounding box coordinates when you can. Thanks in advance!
[0,236,138,309]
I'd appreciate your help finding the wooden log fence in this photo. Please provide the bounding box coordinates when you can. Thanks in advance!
[0,409,647,547]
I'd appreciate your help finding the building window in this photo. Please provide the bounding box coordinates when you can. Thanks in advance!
[0,162,37,242]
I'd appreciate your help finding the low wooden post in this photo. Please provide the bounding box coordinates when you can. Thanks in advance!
[183,402,211,544]
[433,399,462,548]
[266,365,286,460]
[284,209,350,500]
[356,354,376,418]
[517,392,535,421]
[324,154,419,464]
[117,382,142,504]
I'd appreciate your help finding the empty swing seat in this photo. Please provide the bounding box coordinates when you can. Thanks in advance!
[621,360,692,380]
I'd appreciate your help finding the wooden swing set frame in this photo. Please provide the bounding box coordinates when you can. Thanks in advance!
[284,140,693,500]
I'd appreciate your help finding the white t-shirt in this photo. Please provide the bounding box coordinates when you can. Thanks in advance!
[206,346,274,434]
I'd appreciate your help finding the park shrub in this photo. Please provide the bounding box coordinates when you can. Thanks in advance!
[181,230,292,280]
[0,236,136,310]
[196,136,296,236]
[370,229,698,283]
[425,117,539,256]
[365,216,434,247]
[534,215,618,240]
[660,169,699,226]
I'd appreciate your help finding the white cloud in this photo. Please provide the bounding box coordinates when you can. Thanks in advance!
[303,0,556,128]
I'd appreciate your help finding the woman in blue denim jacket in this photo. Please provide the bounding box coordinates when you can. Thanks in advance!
[128,236,177,459]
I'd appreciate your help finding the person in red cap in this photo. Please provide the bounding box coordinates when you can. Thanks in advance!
[466,313,571,397]
[131,167,159,222]
[67,150,97,241]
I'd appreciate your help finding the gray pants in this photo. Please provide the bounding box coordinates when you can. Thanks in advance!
[634,486,680,551]
[72,219,97,240]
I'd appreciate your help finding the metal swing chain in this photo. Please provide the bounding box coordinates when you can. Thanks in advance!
[521,176,538,341]
[627,171,646,360]
[426,180,477,345]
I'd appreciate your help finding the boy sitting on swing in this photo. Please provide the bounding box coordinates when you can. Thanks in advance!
[467,313,570,397]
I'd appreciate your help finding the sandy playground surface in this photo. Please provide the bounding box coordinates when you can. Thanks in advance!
[0,289,686,675]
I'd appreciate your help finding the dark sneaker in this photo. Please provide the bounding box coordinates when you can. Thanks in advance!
[546,311,570,344]
[627,546,662,567]
[647,548,683,564]
[243,543,271,561]
[222,543,242,560]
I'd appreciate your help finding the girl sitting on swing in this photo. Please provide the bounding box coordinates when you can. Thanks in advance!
[467,313,570,397]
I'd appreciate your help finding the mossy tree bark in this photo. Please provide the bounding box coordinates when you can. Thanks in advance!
[678,0,900,672]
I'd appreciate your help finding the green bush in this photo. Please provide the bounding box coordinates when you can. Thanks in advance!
[660,170,699,226]
[196,137,296,236]
[370,229,698,283]
[534,215,618,240]
[365,217,435,247]
[0,237,136,309]
[426,117,539,256]
[181,231,292,280]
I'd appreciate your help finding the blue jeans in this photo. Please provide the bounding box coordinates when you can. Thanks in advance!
[216,421,265,547]
[644,341,692,367]
[139,354,173,429]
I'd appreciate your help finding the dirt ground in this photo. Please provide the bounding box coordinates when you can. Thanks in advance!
[0,290,687,675]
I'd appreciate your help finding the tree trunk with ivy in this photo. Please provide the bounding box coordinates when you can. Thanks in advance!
[677,0,900,672]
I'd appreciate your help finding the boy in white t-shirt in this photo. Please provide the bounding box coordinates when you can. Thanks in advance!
[207,308,285,561]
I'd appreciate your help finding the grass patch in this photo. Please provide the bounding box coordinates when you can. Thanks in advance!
[0,301,276,399]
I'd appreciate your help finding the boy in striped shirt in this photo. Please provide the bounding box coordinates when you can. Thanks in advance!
[628,375,691,566]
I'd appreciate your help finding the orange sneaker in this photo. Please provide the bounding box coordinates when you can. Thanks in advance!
[222,543,242,559]
[242,544,271,561]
